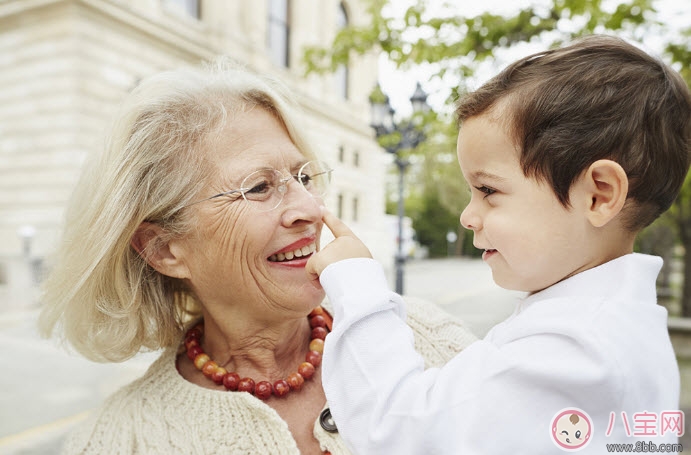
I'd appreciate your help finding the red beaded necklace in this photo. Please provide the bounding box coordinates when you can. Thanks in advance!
[183,306,332,400]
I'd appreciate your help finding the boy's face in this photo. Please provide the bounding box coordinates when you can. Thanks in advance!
[457,112,593,293]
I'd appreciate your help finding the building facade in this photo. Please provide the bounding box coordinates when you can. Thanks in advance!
[0,0,393,300]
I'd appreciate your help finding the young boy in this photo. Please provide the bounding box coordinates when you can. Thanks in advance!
[306,35,691,454]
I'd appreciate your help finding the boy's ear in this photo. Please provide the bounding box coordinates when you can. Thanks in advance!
[581,159,629,228]
[130,222,190,279]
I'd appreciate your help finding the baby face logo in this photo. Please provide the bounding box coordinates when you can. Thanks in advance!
[551,408,593,451]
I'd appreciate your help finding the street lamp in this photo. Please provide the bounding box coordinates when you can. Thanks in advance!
[369,82,429,294]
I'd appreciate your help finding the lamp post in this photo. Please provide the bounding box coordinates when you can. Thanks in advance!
[369,82,429,294]
[446,230,458,257]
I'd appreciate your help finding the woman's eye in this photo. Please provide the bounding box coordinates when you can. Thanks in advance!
[297,174,312,186]
[246,181,271,194]
[475,185,496,196]
[575,430,581,439]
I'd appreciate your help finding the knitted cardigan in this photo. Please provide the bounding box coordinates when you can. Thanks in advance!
[62,297,478,454]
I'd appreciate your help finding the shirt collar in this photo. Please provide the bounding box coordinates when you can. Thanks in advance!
[519,253,662,309]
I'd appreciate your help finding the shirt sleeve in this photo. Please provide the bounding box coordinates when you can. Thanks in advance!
[320,258,617,454]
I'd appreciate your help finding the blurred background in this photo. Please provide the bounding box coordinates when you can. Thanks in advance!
[1,0,690,452]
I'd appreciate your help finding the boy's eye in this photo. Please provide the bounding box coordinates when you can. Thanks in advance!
[475,185,496,196]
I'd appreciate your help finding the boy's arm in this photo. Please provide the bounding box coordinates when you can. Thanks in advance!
[309,212,474,452]
[307,211,435,452]
[318,258,432,453]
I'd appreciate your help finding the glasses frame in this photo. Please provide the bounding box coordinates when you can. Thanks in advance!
[181,160,333,212]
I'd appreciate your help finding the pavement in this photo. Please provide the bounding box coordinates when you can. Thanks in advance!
[403,257,523,337]
[0,257,688,453]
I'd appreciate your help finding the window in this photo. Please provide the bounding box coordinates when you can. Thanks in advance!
[335,2,349,98]
[268,0,290,68]
[338,145,345,163]
[352,196,359,222]
[337,193,344,218]
[353,151,360,167]
[162,0,200,19]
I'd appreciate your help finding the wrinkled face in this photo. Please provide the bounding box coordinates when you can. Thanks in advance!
[457,113,591,293]
[178,107,325,319]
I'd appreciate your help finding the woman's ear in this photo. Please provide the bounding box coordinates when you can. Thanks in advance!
[582,159,629,228]
[131,222,190,279]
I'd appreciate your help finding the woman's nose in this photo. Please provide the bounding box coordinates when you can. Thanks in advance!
[279,179,322,226]
[460,202,481,231]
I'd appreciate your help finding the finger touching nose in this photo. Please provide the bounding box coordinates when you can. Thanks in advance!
[280,182,322,226]
[321,208,355,238]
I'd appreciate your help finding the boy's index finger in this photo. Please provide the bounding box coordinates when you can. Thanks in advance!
[321,208,354,238]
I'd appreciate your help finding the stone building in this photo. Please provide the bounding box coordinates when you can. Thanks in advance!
[0,0,392,303]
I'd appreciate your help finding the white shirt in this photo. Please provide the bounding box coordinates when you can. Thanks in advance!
[321,254,680,454]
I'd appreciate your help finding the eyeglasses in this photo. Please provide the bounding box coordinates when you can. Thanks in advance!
[183,160,333,212]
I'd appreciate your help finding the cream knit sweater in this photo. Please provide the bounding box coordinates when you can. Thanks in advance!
[62,297,478,454]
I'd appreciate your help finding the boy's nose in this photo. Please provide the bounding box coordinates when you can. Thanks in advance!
[460,204,481,231]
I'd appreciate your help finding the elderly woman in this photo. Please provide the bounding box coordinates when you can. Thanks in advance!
[39,60,477,454]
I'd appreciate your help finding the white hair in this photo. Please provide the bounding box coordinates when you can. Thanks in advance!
[39,58,318,362]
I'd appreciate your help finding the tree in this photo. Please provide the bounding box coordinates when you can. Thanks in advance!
[400,113,469,257]
[407,186,460,257]
[304,0,654,100]
[663,32,691,316]
[304,0,691,313]
[676,177,691,317]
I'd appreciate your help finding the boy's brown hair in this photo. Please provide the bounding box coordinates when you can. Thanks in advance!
[456,35,691,230]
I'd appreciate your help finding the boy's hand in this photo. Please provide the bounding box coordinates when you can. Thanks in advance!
[306,208,372,282]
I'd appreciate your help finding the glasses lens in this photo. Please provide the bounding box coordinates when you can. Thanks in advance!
[240,169,284,211]
[297,161,332,197]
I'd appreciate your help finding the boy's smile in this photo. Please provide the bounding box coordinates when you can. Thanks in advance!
[482,249,497,261]
[457,111,597,293]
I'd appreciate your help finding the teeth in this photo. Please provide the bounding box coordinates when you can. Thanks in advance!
[269,242,317,262]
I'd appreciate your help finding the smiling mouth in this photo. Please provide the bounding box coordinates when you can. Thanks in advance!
[482,249,497,261]
[268,242,317,262]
